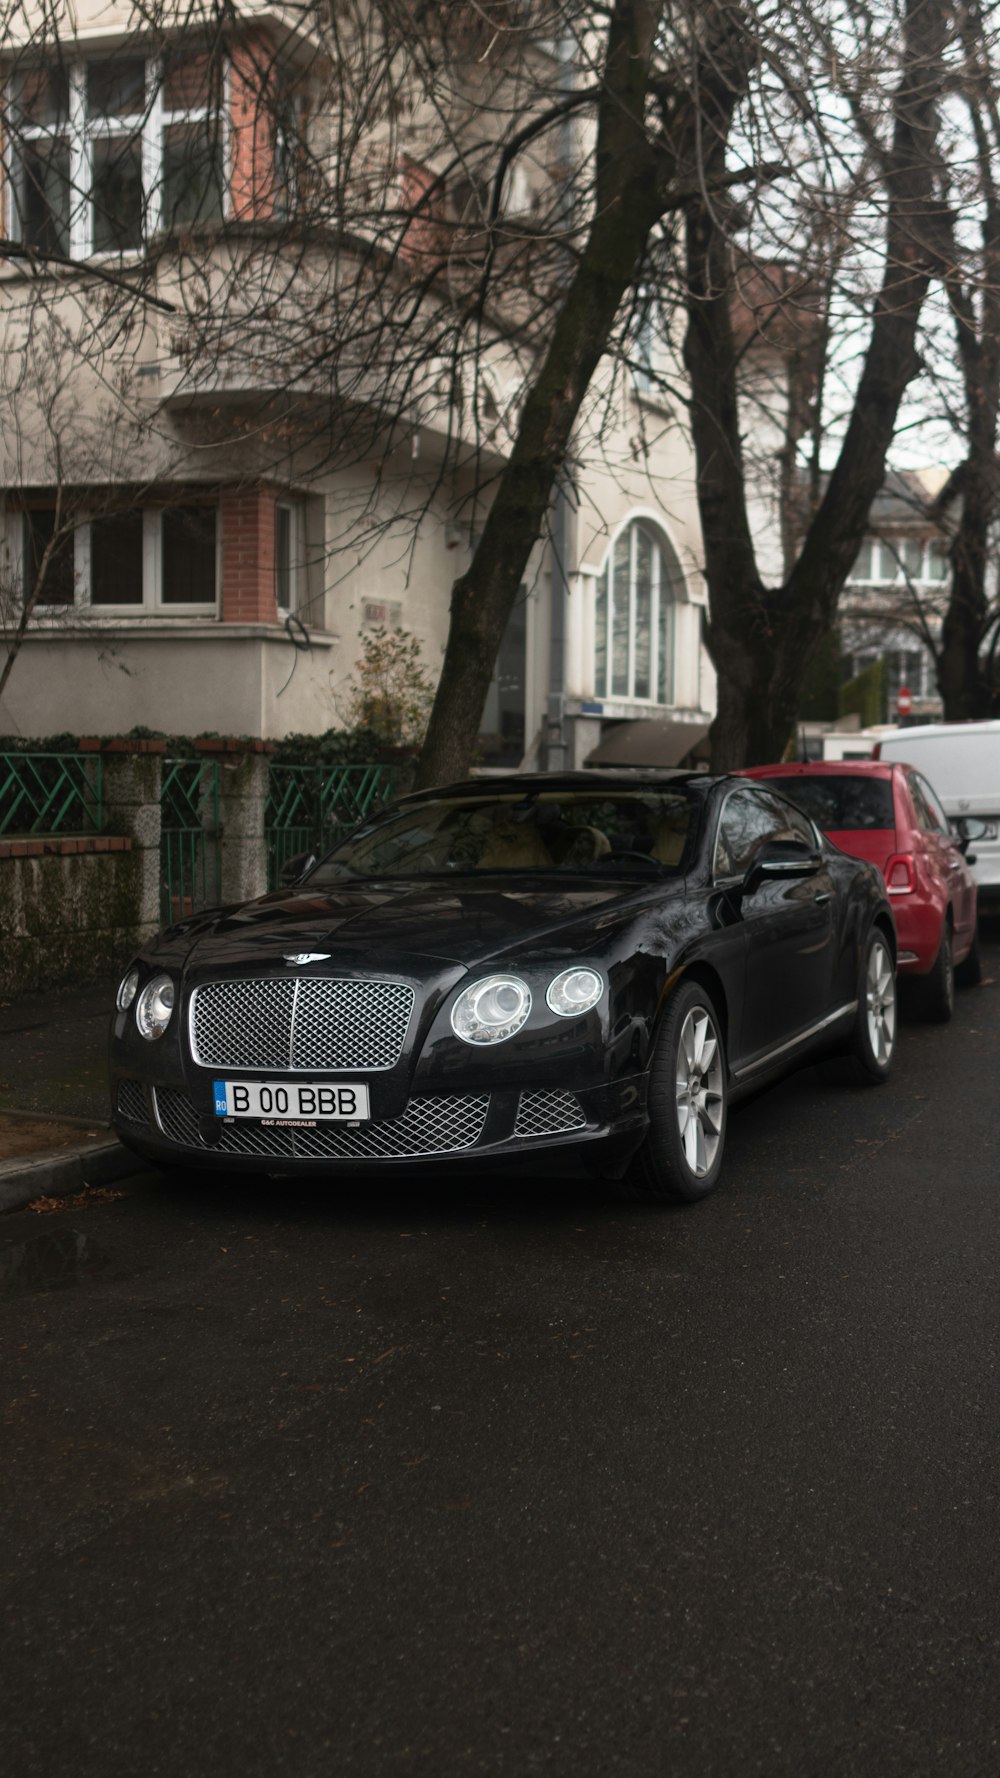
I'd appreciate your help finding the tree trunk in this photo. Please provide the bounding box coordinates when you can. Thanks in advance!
[938,470,993,720]
[414,0,680,790]
[684,0,947,770]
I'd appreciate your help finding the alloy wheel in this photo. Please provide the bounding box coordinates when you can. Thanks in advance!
[674,1006,725,1178]
[865,940,896,1066]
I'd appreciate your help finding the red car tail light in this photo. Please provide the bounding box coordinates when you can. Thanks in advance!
[885,853,916,895]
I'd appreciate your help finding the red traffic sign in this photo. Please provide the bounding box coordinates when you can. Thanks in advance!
[896,685,912,717]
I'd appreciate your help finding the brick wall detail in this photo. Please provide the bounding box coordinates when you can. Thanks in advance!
[221,488,278,624]
[230,32,277,222]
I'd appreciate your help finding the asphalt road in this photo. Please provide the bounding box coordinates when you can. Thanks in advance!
[3,935,1000,1778]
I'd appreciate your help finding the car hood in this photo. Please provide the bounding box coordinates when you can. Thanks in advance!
[166,876,677,974]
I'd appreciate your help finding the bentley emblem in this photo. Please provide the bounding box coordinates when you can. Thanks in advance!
[283,953,331,966]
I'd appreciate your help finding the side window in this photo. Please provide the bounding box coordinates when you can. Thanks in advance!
[713,789,787,878]
[914,774,948,835]
[766,791,819,849]
[909,773,943,835]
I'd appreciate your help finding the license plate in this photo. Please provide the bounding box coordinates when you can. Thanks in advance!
[213,1079,370,1122]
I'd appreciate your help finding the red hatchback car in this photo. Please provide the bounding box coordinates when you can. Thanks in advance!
[738,761,980,1020]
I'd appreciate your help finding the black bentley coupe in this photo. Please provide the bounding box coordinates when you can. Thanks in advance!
[110,772,897,1203]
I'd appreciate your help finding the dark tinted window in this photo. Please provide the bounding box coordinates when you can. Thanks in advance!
[162,506,216,603]
[91,509,144,604]
[911,773,948,835]
[23,509,75,604]
[310,789,699,881]
[761,774,894,832]
[714,787,806,878]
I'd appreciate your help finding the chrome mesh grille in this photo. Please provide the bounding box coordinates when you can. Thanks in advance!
[514,1090,586,1138]
[116,1079,150,1126]
[190,978,415,1072]
[152,1087,489,1160]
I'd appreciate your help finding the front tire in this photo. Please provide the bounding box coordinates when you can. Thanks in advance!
[626,981,728,1203]
[850,926,897,1082]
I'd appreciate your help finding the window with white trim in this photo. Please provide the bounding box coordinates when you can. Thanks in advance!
[6,48,226,257]
[18,501,218,612]
[275,500,304,612]
[847,536,950,586]
[594,520,682,705]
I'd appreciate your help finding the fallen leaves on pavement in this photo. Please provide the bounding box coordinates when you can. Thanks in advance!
[27,1185,129,1214]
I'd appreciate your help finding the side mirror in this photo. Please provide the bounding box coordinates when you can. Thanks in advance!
[279,851,317,886]
[950,816,990,856]
[744,839,823,893]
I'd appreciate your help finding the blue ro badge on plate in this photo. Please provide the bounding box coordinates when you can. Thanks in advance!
[213,1080,228,1116]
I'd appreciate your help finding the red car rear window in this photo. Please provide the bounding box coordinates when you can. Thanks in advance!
[766,775,895,832]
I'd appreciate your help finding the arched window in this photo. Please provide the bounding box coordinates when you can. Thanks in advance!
[594,520,682,704]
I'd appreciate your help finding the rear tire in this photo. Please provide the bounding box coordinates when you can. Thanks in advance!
[955,924,983,989]
[849,926,897,1083]
[625,981,727,1204]
[921,922,955,1022]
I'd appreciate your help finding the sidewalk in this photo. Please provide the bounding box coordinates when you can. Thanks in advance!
[0,974,139,1213]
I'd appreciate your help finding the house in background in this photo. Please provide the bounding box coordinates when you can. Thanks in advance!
[0,3,715,764]
[838,469,951,722]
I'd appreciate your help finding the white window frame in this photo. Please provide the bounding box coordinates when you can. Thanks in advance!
[274,499,304,614]
[6,50,229,259]
[593,519,678,707]
[11,504,219,615]
[847,535,950,589]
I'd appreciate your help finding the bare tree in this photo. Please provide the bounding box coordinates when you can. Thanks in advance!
[682,0,952,767]
[0,0,979,776]
[0,316,172,707]
[924,0,1000,718]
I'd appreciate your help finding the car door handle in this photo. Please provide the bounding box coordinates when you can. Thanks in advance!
[814,890,832,904]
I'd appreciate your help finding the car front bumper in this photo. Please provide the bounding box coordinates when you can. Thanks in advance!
[111,1075,650,1181]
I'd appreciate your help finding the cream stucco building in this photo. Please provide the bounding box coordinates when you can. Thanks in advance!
[0,2,715,766]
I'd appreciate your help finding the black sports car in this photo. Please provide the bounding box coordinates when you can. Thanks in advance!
[110,772,897,1203]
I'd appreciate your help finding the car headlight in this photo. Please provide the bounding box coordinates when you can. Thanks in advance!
[135,973,176,1040]
[116,967,140,1012]
[451,974,532,1044]
[545,967,604,1017]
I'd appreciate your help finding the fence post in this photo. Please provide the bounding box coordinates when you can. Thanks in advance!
[100,744,165,941]
[199,742,272,907]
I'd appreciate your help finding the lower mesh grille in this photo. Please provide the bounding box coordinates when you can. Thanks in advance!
[116,1080,150,1126]
[514,1090,586,1138]
[152,1087,490,1160]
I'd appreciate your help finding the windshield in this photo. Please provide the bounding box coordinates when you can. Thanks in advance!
[766,774,895,832]
[308,789,699,882]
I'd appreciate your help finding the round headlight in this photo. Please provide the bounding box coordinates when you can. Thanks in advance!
[546,967,604,1017]
[116,967,140,1012]
[135,973,175,1041]
[451,974,532,1045]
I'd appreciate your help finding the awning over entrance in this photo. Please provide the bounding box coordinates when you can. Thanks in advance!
[585,718,711,769]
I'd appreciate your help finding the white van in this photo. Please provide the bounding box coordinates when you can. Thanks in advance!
[821,725,900,762]
[873,721,1000,901]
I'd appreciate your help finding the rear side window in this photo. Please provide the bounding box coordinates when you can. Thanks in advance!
[764,775,895,832]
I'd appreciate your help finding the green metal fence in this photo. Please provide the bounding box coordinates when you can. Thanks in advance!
[0,751,103,836]
[266,763,398,888]
[160,758,222,924]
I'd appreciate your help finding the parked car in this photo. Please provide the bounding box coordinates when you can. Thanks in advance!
[738,761,982,1019]
[873,721,1000,905]
[111,772,897,1205]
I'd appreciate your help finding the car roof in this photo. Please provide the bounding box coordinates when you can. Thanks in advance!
[400,770,725,803]
[739,761,896,780]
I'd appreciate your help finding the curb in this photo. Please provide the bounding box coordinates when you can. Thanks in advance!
[0,1139,142,1216]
